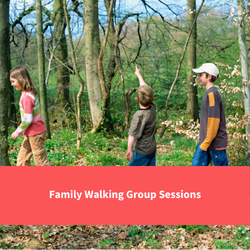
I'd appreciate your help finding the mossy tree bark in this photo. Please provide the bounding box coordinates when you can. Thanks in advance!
[83,0,102,130]
[63,0,85,149]
[8,83,17,128]
[53,0,71,109]
[94,0,134,132]
[237,0,250,162]
[99,0,116,132]
[0,0,11,165]
[36,0,51,138]
[185,0,198,121]
[8,45,17,128]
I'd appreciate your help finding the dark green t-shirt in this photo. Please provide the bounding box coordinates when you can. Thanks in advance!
[129,103,156,155]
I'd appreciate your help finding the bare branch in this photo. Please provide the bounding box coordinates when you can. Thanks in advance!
[98,0,115,99]
[115,13,140,37]
[70,0,83,17]
[158,0,179,16]
[140,0,185,31]
[131,15,142,64]
[160,0,206,138]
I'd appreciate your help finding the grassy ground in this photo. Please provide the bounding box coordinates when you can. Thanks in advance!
[8,123,198,167]
[9,123,242,166]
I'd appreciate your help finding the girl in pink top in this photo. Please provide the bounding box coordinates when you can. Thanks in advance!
[10,67,50,166]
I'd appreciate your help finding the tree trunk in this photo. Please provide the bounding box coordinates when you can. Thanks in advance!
[8,83,17,128]
[125,88,137,128]
[83,0,102,129]
[8,46,17,128]
[236,0,250,161]
[36,0,51,138]
[0,0,11,165]
[101,0,116,132]
[63,0,85,149]
[185,0,198,121]
[53,0,70,108]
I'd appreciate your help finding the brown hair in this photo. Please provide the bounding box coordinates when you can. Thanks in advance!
[137,85,154,107]
[10,66,38,95]
[205,72,219,83]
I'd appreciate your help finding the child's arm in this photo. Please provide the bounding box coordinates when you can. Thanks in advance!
[126,135,135,161]
[135,65,147,86]
[11,94,34,139]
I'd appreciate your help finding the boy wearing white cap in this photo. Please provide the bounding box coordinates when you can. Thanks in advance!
[192,63,228,166]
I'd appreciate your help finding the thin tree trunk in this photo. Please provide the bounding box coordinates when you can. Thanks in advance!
[36,0,51,138]
[93,0,115,133]
[0,0,11,165]
[236,0,250,161]
[53,0,71,108]
[159,0,205,139]
[83,0,102,130]
[100,0,116,132]
[125,88,137,127]
[9,84,17,128]
[63,0,85,149]
[186,0,198,120]
[8,45,17,128]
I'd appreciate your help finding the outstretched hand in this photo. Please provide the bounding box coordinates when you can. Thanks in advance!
[135,64,141,77]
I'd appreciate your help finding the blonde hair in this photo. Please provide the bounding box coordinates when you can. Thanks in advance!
[10,66,38,95]
[137,85,154,107]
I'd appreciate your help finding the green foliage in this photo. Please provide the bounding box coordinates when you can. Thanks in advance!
[232,226,250,249]
[43,232,51,238]
[214,240,234,249]
[157,135,195,166]
[99,239,114,246]
[0,226,9,238]
[0,241,8,249]
[145,238,161,248]
[126,226,161,248]
[127,226,144,239]
[61,232,68,239]
[1,240,24,249]
[213,226,250,249]
[177,225,210,233]
[188,241,194,247]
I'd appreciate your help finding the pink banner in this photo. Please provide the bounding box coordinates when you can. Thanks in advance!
[0,166,249,224]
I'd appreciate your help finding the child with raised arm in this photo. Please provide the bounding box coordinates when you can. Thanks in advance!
[10,66,50,166]
[126,65,156,166]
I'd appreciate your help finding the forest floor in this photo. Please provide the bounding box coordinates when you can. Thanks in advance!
[8,124,243,167]
[1,225,250,249]
[8,124,196,166]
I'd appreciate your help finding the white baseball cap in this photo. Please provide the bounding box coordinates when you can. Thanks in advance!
[192,63,219,77]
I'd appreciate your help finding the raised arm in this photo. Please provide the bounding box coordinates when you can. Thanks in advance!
[135,65,146,86]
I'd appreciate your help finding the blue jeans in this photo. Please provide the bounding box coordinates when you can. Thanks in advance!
[192,144,228,166]
[129,150,156,166]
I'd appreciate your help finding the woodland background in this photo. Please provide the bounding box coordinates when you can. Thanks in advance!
[0,0,250,248]
[0,0,249,166]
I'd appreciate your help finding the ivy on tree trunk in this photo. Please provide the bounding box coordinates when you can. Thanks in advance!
[186,0,199,121]
[0,0,11,165]
[36,0,51,138]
